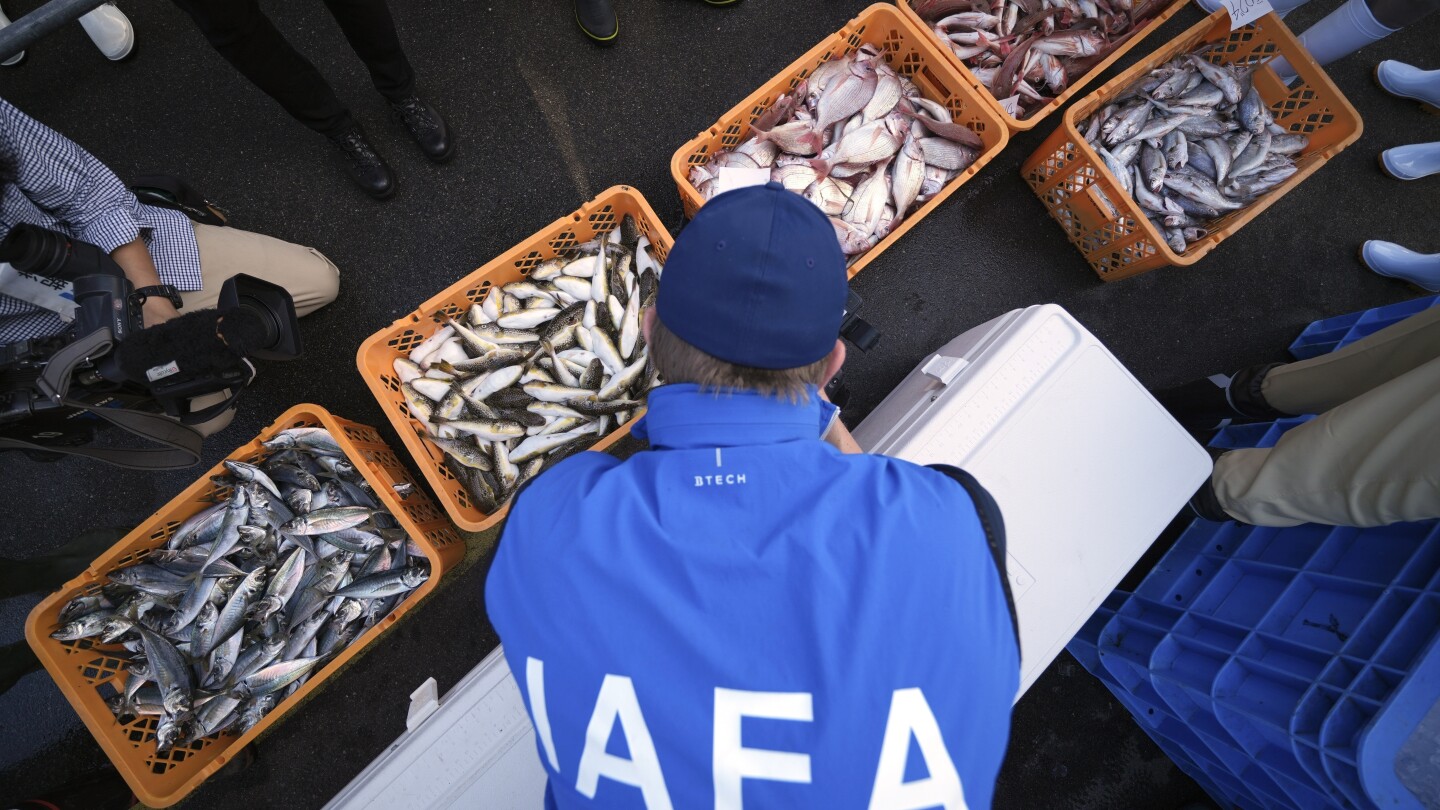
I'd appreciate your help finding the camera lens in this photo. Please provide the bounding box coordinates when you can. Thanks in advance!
[216,273,301,360]
[0,224,71,278]
[235,297,282,350]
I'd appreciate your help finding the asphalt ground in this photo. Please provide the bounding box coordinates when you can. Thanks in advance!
[0,0,1436,806]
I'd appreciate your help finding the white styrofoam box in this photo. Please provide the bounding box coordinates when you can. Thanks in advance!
[324,646,546,810]
[853,304,1212,698]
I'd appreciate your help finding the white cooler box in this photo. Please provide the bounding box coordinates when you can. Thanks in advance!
[327,303,1211,809]
[325,647,548,810]
[852,303,1212,696]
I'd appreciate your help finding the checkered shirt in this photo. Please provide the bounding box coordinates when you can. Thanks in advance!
[0,97,202,343]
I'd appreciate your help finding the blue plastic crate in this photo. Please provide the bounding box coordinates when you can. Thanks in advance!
[1068,299,1440,809]
[1075,516,1440,810]
[1066,410,1440,809]
[1288,295,1440,360]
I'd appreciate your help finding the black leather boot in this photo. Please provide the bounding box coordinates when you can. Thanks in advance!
[1157,362,1288,433]
[574,0,617,43]
[1188,471,1232,522]
[330,125,396,200]
[1187,447,1233,523]
[391,95,454,163]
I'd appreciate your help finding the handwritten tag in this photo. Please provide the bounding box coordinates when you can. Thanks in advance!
[0,262,77,321]
[713,167,772,197]
[1218,0,1273,30]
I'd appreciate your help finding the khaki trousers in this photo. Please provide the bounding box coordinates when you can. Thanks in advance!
[181,222,340,436]
[1213,303,1440,527]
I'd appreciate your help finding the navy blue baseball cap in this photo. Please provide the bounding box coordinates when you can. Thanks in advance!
[656,182,847,369]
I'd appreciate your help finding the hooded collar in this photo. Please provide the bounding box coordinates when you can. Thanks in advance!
[631,384,823,449]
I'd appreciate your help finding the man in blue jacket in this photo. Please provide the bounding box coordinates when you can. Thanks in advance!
[486,182,1019,809]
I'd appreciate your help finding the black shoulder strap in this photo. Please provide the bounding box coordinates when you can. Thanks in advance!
[0,402,202,469]
[928,464,1020,657]
[130,174,228,227]
[0,328,203,469]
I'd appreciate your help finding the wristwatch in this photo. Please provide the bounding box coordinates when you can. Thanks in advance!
[131,284,183,309]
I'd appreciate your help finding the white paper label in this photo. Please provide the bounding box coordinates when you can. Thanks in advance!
[713,167,772,197]
[145,360,181,382]
[1218,0,1273,29]
[0,261,77,321]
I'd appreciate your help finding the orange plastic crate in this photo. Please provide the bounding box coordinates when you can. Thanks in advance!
[1021,10,1362,281]
[23,405,464,808]
[895,0,1190,133]
[357,185,675,533]
[669,3,1009,279]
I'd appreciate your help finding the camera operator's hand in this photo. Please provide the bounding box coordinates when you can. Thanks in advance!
[110,238,180,329]
[141,297,180,328]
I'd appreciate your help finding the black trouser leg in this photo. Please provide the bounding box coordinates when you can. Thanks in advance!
[1366,0,1440,29]
[0,639,42,697]
[321,0,416,103]
[170,0,356,138]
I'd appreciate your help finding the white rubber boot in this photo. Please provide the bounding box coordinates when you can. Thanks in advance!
[1362,241,1440,292]
[1380,142,1440,181]
[78,3,134,61]
[1375,60,1440,112]
[0,4,25,66]
[1272,0,1398,84]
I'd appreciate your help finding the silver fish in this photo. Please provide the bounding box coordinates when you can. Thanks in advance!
[1103,102,1151,146]
[137,624,193,715]
[1270,133,1309,156]
[1229,131,1271,180]
[234,656,327,699]
[1186,55,1242,105]
[281,506,372,536]
[1163,171,1245,212]
[51,611,113,641]
[1139,143,1166,194]
[333,566,429,600]
[224,460,282,499]
[1163,129,1188,171]
[262,427,343,455]
[233,636,286,684]
[1176,82,1224,108]
[1237,81,1268,134]
[1202,137,1233,184]
[199,567,266,658]
[1177,116,1236,138]
[1224,164,1297,197]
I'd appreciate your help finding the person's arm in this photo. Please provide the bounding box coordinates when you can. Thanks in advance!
[928,464,1020,656]
[817,381,862,454]
[0,100,176,326]
[823,415,862,454]
[111,239,179,326]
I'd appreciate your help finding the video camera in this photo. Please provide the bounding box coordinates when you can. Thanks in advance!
[0,223,302,453]
[824,289,881,409]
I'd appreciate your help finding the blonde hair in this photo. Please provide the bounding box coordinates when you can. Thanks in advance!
[648,316,832,402]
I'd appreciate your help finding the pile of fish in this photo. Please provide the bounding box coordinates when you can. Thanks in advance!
[50,427,429,752]
[1078,47,1307,253]
[396,216,660,513]
[688,44,984,260]
[912,0,1169,120]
